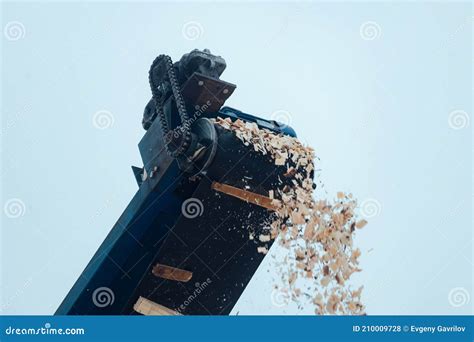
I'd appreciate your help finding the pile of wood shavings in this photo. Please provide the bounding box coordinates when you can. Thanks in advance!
[215,117,367,315]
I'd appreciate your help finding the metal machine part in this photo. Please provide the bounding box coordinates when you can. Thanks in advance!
[56,49,298,316]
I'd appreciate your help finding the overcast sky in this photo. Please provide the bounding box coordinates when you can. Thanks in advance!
[1,1,472,315]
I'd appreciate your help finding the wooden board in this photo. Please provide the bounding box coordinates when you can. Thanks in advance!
[133,296,181,316]
[152,263,193,282]
[211,181,280,211]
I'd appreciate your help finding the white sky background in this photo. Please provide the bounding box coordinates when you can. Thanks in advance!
[1,1,472,315]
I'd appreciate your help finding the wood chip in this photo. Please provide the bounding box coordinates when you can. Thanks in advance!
[214,116,368,315]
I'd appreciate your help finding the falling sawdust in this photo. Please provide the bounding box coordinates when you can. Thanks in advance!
[215,117,367,315]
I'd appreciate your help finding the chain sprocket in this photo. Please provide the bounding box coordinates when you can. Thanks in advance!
[149,55,192,157]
